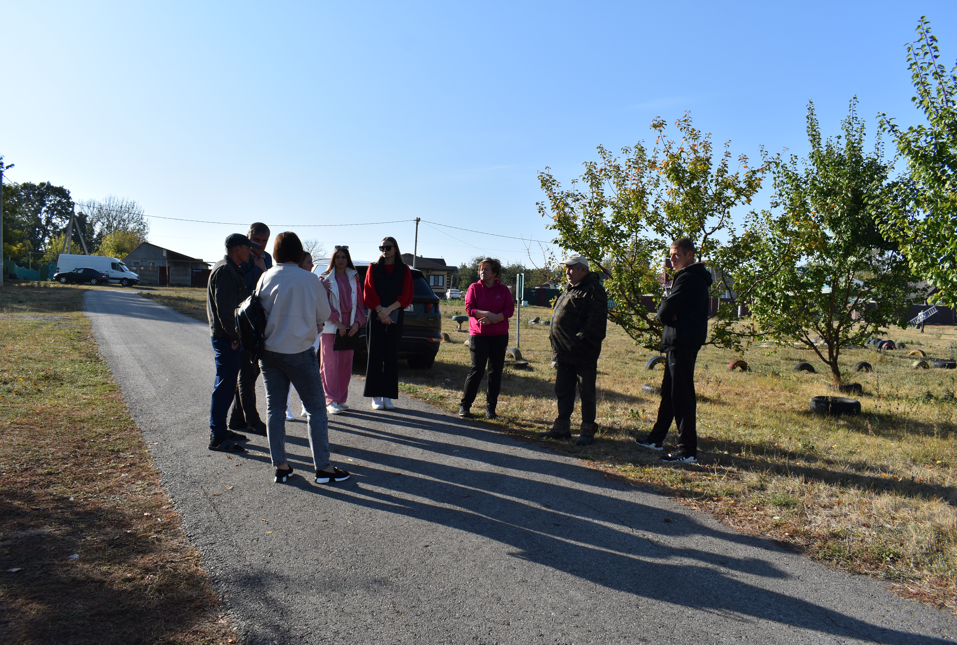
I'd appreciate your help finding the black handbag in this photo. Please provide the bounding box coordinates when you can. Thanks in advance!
[234,290,267,360]
[333,329,363,352]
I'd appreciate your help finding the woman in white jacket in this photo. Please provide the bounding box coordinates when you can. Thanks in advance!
[318,246,366,415]
[257,232,350,485]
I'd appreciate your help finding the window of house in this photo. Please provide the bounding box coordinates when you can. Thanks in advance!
[430,274,445,287]
[148,262,156,268]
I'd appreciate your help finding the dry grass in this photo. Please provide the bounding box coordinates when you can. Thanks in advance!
[0,283,237,645]
[141,288,957,611]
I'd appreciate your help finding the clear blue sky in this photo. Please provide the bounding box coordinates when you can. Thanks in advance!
[3,1,955,270]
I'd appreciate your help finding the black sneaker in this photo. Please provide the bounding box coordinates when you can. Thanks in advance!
[485,408,498,419]
[224,429,248,441]
[661,451,697,463]
[458,406,472,418]
[246,420,268,436]
[208,437,246,453]
[274,466,295,483]
[636,435,663,451]
[315,467,350,484]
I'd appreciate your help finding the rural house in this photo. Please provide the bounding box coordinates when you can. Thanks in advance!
[124,243,210,287]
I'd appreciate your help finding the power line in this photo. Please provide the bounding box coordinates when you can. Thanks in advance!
[420,219,553,244]
[144,214,417,227]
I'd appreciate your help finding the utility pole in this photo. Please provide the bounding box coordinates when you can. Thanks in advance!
[0,160,13,289]
[412,217,420,268]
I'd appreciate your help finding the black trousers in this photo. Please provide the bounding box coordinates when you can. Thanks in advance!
[364,316,401,399]
[554,361,597,425]
[461,334,509,409]
[649,346,699,455]
[228,350,262,428]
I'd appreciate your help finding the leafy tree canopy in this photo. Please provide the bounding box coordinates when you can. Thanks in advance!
[879,16,957,307]
[738,100,918,383]
[97,229,146,260]
[538,113,769,350]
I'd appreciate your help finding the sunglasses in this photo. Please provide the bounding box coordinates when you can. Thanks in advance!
[379,245,394,251]
[335,245,349,250]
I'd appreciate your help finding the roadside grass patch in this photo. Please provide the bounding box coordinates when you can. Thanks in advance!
[0,284,235,645]
[141,289,957,611]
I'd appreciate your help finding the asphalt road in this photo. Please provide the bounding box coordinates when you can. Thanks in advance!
[85,289,957,645]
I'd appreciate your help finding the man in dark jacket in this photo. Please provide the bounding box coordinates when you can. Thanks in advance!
[539,254,608,446]
[228,222,273,435]
[206,233,261,453]
[637,238,713,463]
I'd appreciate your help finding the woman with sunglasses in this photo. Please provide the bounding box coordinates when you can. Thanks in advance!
[318,246,366,415]
[362,237,413,410]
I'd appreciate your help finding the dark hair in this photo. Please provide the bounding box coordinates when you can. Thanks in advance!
[273,231,304,264]
[248,222,270,237]
[478,257,501,277]
[325,246,356,273]
[670,237,696,255]
[377,237,405,267]
[299,252,314,269]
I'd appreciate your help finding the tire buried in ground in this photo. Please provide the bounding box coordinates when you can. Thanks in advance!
[932,359,957,369]
[913,360,930,370]
[810,396,861,416]
[645,356,667,370]
[794,362,816,373]
[727,360,750,372]
[826,382,863,395]
[641,384,662,395]
[853,361,873,373]
[908,349,926,357]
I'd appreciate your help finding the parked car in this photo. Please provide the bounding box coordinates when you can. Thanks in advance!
[56,253,139,286]
[321,263,442,369]
[53,267,111,285]
[445,288,462,300]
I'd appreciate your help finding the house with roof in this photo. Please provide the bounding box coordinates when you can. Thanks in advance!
[124,243,210,287]
[402,254,455,297]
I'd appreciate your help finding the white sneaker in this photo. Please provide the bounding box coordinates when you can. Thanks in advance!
[338,402,350,410]
[300,405,308,418]
[383,397,395,410]
[371,397,385,410]
[327,402,342,415]
[285,409,295,421]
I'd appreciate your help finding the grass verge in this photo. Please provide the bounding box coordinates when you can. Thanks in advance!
[0,283,237,645]
[144,288,957,611]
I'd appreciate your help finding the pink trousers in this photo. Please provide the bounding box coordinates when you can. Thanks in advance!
[319,333,354,405]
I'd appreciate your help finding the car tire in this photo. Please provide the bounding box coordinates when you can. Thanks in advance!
[120,279,130,287]
[879,340,896,350]
[852,361,873,373]
[642,383,662,395]
[908,350,926,357]
[90,278,99,285]
[507,347,523,361]
[645,356,667,370]
[811,396,861,416]
[932,359,957,369]
[727,360,750,372]
[407,355,435,370]
[794,362,816,373]
[59,277,68,284]
[826,382,863,395]
[912,360,930,369]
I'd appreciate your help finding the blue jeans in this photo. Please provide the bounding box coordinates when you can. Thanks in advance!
[260,349,331,470]
[210,336,243,440]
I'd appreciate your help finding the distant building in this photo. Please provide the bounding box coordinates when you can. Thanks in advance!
[402,254,455,297]
[124,243,210,287]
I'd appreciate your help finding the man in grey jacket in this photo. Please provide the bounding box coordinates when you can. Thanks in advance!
[206,233,261,453]
[539,254,607,446]
[637,238,713,463]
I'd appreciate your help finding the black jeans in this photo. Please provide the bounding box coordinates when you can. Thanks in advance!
[228,349,262,428]
[554,361,597,424]
[461,334,509,409]
[364,316,401,399]
[649,346,700,455]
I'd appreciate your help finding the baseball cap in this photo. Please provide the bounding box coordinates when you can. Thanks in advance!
[562,254,589,269]
[225,233,261,249]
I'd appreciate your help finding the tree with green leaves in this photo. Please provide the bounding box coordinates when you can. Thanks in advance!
[78,195,149,251]
[537,113,769,350]
[4,181,75,257]
[98,229,146,259]
[879,16,957,307]
[739,100,918,384]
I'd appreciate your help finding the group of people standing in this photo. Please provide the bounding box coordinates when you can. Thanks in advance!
[207,224,712,484]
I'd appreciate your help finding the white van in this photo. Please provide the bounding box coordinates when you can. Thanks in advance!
[56,254,140,286]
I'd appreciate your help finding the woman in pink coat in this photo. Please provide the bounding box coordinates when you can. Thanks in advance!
[318,246,366,415]
[458,257,514,419]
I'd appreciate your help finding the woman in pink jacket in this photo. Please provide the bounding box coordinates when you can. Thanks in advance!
[458,258,514,419]
[318,246,366,415]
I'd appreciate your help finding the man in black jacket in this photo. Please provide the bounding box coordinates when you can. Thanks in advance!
[228,222,273,435]
[539,254,607,446]
[637,238,713,463]
[206,233,261,453]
